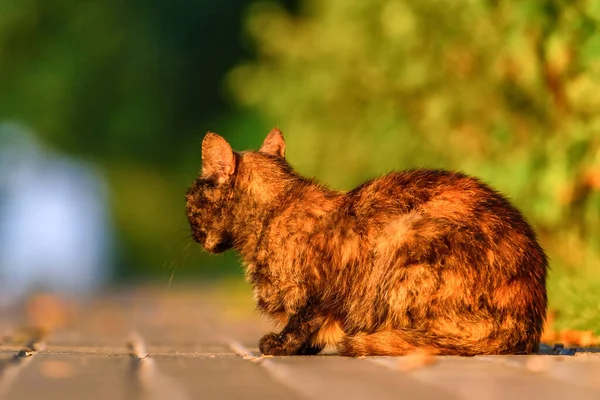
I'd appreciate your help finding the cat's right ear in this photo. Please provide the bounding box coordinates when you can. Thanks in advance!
[259,128,286,158]
[201,132,236,183]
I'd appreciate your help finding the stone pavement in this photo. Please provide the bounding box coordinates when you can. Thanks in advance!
[0,285,599,400]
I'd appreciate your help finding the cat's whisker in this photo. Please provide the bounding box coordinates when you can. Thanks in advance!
[166,260,177,293]
[181,243,191,263]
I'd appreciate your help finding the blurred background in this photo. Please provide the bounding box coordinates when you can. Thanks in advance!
[0,0,599,333]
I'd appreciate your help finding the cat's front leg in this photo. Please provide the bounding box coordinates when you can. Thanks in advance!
[259,309,324,356]
[258,332,324,355]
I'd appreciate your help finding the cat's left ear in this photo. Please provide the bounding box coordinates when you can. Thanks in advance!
[201,132,236,183]
[259,128,286,158]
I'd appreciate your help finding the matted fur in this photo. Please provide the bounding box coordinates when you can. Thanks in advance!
[186,129,548,356]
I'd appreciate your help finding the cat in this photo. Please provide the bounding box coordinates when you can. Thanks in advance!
[185,128,548,356]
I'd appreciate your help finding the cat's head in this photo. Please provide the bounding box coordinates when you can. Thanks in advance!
[185,128,286,253]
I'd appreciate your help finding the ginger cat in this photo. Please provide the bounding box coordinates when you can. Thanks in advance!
[186,129,547,356]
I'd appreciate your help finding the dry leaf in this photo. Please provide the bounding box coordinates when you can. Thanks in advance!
[25,294,69,333]
[541,310,557,343]
[526,356,554,372]
[39,360,76,379]
[398,350,436,371]
[559,330,594,347]
[585,167,600,190]
[540,309,598,349]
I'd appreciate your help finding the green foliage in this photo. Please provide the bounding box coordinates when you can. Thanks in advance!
[229,0,600,331]
[0,0,257,163]
[0,0,274,277]
[2,0,599,332]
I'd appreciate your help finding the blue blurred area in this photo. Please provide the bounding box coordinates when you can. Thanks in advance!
[0,123,114,304]
[0,0,299,279]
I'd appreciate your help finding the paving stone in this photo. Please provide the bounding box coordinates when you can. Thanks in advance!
[373,356,600,400]
[1,288,600,400]
[229,341,454,400]
[3,354,129,400]
[152,355,302,400]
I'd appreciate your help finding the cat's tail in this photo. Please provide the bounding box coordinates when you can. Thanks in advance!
[338,329,535,356]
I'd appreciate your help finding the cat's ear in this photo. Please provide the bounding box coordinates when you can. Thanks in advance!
[259,127,286,158]
[201,132,236,182]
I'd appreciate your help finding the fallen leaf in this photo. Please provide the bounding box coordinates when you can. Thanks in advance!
[584,167,600,190]
[398,350,436,371]
[540,309,598,348]
[541,310,557,343]
[559,330,594,347]
[39,360,76,379]
[25,294,69,333]
[526,356,554,372]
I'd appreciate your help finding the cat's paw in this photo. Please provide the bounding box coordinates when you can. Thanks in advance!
[259,332,289,355]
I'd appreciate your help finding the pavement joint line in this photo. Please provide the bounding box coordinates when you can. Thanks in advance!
[128,331,192,400]
[475,354,600,392]
[0,339,46,399]
[226,340,459,400]
[34,351,237,358]
[27,344,237,358]
[370,353,600,397]
[228,339,321,399]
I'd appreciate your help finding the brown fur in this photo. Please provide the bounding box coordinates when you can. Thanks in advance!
[186,128,548,356]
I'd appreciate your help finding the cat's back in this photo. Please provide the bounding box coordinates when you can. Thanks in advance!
[340,168,541,261]
[344,168,511,220]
